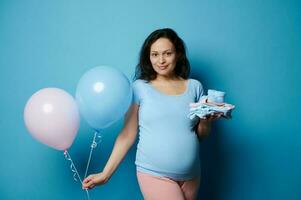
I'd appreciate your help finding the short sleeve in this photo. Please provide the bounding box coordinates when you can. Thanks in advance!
[194,79,204,102]
[132,80,142,105]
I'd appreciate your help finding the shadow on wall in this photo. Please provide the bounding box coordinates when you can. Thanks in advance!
[191,58,229,200]
[198,124,225,200]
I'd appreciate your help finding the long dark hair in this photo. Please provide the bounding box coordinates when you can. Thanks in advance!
[134,28,190,81]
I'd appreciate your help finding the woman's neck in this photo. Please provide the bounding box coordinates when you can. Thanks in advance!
[154,74,183,82]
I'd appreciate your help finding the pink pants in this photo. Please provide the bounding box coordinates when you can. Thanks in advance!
[137,172,200,200]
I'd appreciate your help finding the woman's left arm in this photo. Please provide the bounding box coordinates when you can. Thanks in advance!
[196,113,222,140]
[196,119,211,140]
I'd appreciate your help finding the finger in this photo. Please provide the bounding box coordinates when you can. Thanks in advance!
[83,178,94,186]
[208,114,215,120]
[213,115,222,120]
[208,115,218,121]
[82,184,86,189]
[83,175,94,183]
[83,178,91,184]
[83,180,94,189]
[82,181,90,189]
[212,113,222,118]
[88,184,95,190]
[214,113,222,119]
[82,184,88,190]
[205,114,212,120]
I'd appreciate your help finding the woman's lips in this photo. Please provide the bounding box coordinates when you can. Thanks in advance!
[158,65,168,70]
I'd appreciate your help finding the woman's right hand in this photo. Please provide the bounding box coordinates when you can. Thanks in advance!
[82,172,110,190]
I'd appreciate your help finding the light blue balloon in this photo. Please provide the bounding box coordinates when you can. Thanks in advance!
[76,66,132,130]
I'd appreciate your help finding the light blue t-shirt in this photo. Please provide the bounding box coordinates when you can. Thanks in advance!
[132,78,204,180]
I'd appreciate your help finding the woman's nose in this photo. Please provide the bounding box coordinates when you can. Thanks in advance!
[159,55,165,63]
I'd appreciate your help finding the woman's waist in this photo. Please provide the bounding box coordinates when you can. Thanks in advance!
[135,165,200,181]
[135,139,200,174]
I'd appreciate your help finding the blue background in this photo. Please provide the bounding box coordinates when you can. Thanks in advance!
[0,0,300,199]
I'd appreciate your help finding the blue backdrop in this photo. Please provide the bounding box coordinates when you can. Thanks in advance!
[0,0,300,199]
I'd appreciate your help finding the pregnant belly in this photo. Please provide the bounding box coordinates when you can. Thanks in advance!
[137,134,199,174]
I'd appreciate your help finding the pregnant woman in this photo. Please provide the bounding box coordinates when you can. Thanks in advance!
[82,28,221,200]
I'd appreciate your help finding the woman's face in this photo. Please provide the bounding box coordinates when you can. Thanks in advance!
[149,38,177,78]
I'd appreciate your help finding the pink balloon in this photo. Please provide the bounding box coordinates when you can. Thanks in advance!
[24,88,80,151]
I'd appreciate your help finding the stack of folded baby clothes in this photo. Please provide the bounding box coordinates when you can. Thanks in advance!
[188,90,235,120]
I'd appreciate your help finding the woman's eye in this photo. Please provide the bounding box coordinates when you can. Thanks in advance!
[151,53,158,57]
[166,52,172,56]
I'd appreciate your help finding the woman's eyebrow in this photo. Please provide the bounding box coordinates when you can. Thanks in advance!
[150,49,173,53]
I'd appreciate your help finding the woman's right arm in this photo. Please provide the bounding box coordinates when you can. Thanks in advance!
[82,104,139,189]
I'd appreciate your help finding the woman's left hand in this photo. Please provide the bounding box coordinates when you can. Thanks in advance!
[203,112,223,122]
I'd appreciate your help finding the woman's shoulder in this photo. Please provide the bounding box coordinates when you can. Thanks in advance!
[188,78,203,88]
[132,79,149,90]
[132,79,148,85]
[188,78,204,99]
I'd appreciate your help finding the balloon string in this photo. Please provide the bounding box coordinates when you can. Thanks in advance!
[64,150,91,200]
[84,131,102,178]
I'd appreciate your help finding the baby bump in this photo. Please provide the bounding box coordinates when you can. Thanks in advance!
[137,134,200,173]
